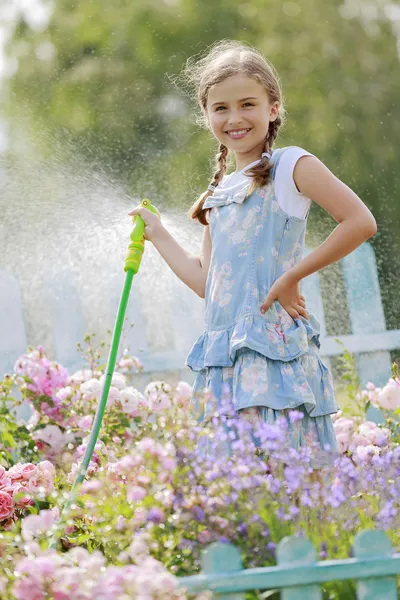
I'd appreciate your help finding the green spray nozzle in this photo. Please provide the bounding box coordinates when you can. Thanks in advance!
[124,198,161,274]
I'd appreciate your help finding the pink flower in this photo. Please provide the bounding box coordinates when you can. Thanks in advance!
[117,355,143,372]
[161,456,177,471]
[53,385,78,403]
[77,415,93,432]
[38,460,56,477]
[21,464,38,480]
[14,346,69,397]
[12,484,33,508]
[333,416,355,453]
[144,381,172,413]
[197,529,212,543]
[352,444,381,465]
[8,464,25,482]
[376,378,400,411]
[21,508,60,541]
[0,490,14,521]
[173,381,193,407]
[27,472,54,498]
[80,480,103,495]
[127,485,147,503]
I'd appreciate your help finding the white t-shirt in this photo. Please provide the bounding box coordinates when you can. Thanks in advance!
[219,146,313,219]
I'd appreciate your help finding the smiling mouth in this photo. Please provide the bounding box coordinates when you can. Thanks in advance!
[226,128,252,138]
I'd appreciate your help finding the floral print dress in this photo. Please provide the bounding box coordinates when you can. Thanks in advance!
[185,147,339,466]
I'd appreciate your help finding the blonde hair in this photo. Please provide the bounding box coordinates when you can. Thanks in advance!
[175,40,286,226]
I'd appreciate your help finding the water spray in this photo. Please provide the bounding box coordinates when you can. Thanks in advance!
[50,198,160,547]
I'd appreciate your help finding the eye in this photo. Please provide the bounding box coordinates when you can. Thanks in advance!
[215,102,254,112]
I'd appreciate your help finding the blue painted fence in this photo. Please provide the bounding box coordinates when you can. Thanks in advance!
[178,529,400,599]
[1,241,400,423]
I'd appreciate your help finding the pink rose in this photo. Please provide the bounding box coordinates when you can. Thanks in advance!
[27,472,54,498]
[21,464,38,480]
[12,485,33,508]
[8,464,25,482]
[0,490,14,521]
[38,461,56,477]
[0,477,12,490]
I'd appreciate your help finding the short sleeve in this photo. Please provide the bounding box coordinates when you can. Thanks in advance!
[274,146,314,219]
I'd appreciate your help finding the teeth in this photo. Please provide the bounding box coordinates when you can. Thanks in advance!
[228,129,250,136]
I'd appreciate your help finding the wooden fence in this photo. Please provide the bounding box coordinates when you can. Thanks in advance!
[178,529,400,599]
[1,241,400,423]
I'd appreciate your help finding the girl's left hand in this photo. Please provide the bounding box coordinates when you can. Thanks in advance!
[260,273,309,320]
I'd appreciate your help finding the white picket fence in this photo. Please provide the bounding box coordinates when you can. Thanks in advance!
[1,241,399,422]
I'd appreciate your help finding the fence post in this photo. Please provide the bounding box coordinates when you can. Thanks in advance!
[353,529,397,599]
[277,536,322,600]
[341,242,392,424]
[201,541,245,599]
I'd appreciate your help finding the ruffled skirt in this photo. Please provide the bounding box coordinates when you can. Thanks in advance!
[191,341,339,469]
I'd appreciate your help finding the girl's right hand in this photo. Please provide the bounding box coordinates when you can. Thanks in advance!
[128,205,162,242]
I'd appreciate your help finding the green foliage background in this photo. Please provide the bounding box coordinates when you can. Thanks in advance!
[3,0,400,362]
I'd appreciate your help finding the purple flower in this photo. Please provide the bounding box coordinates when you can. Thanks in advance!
[146,507,165,524]
[288,410,304,424]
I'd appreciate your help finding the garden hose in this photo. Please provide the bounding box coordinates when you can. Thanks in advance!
[50,199,160,546]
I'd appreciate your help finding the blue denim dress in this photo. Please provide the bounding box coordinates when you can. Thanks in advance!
[185,147,339,465]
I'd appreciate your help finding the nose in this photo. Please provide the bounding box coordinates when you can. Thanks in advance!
[227,109,244,128]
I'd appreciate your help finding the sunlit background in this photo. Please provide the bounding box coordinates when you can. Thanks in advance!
[0,0,399,402]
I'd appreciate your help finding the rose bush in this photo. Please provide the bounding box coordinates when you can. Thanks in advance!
[0,336,398,599]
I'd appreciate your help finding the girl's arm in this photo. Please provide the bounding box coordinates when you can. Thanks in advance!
[287,155,377,283]
[151,222,211,298]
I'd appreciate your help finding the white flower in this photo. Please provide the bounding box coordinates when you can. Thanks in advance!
[80,378,102,400]
[34,425,66,452]
[69,369,101,384]
[99,372,127,390]
[376,378,400,411]
[120,387,144,415]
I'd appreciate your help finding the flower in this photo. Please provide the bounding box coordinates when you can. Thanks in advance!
[144,381,172,412]
[99,372,127,391]
[33,425,66,453]
[174,381,193,407]
[14,346,69,397]
[80,378,102,401]
[376,378,400,411]
[77,415,93,432]
[0,490,14,521]
[119,387,144,416]
[21,507,60,541]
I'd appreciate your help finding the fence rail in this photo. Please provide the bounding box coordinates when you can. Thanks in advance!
[178,529,400,599]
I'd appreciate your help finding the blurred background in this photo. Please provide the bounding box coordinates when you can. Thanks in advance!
[0,0,399,402]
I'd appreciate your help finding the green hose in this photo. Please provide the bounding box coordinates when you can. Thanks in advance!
[50,198,160,546]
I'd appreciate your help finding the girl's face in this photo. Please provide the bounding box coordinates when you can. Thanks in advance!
[206,73,279,172]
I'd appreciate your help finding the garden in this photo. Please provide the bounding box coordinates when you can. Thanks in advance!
[0,335,399,598]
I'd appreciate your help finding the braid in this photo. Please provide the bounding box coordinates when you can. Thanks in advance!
[244,116,282,196]
[188,143,229,226]
[213,143,229,187]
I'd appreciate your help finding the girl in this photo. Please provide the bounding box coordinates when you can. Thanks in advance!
[129,40,377,467]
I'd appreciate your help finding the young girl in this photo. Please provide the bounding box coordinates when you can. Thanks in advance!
[128,40,377,467]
